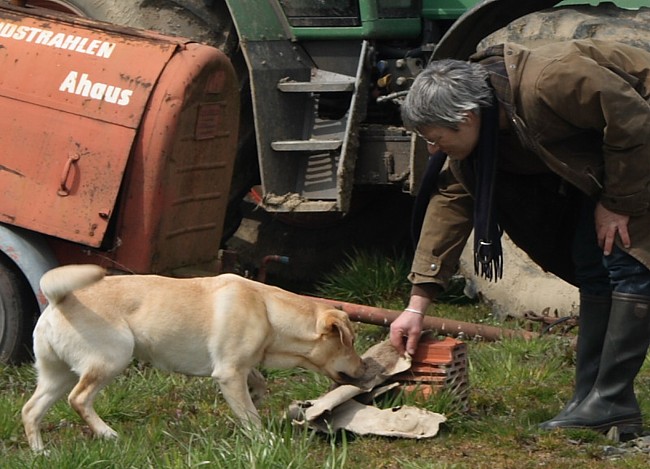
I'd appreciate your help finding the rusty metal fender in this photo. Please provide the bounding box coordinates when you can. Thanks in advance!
[0,223,58,312]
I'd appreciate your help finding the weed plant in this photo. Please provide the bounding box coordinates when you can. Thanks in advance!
[2,250,649,468]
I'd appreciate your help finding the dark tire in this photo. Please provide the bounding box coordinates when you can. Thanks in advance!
[0,255,37,364]
[480,4,650,52]
[32,0,238,53]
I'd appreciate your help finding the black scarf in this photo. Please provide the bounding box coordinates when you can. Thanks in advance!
[411,100,503,282]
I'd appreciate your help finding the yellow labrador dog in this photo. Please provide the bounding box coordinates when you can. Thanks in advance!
[22,265,365,452]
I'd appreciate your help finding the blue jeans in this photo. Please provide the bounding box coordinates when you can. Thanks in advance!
[573,196,650,297]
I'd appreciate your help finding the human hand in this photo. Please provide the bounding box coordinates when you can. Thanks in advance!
[389,310,424,357]
[594,202,630,255]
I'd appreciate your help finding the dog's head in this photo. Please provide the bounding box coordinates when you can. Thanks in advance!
[309,308,366,384]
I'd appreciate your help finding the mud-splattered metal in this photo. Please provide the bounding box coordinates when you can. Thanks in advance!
[0,4,239,274]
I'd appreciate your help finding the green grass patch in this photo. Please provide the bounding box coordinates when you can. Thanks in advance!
[2,250,650,467]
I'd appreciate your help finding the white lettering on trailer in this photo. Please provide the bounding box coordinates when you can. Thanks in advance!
[60,70,133,106]
[0,21,115,58]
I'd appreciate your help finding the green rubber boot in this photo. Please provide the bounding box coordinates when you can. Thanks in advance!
[539,293,611,429]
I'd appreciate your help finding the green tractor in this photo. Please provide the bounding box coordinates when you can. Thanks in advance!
[19,0,648,222]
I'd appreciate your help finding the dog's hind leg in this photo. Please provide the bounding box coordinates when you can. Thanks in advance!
[67,361,129,441]
[22,356,78,452]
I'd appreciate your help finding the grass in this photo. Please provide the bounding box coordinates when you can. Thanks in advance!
[2,250,650,468]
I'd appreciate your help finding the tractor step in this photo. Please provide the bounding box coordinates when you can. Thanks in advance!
[277,69,355,93]
[271,139,342,152]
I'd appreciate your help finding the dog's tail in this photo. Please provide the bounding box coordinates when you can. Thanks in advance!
[40,264,106,305]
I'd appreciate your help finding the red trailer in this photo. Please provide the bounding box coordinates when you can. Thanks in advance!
[0,3,239,362]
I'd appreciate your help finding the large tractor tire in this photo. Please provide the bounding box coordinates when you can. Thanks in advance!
[0,255,37,364]
[31,0,257,242]
[31,0,238,52]
[479,3,650,51]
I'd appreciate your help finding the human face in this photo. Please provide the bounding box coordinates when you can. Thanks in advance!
[416,111,481,160]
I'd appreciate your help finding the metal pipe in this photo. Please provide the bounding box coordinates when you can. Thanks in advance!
[309,296,538,341]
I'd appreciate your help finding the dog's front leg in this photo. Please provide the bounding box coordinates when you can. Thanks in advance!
[247,369,267,407]
[213,370,262,427]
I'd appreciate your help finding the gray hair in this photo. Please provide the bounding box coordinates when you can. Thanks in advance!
[401,59,493,130]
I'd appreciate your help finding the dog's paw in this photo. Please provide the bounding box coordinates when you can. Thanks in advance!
[97,427,119,440]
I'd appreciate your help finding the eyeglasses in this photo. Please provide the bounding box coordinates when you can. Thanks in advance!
[415,131,440,147]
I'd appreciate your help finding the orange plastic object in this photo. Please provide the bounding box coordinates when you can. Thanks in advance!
[393,336,470,410]
[0,4,239,274]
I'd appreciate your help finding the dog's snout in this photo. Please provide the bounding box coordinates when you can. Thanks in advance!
[334,356,366,384]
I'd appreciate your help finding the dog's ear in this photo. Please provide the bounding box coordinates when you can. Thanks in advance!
[319,311,354,347]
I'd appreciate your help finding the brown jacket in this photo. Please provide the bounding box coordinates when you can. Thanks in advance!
[410,40,650,288]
